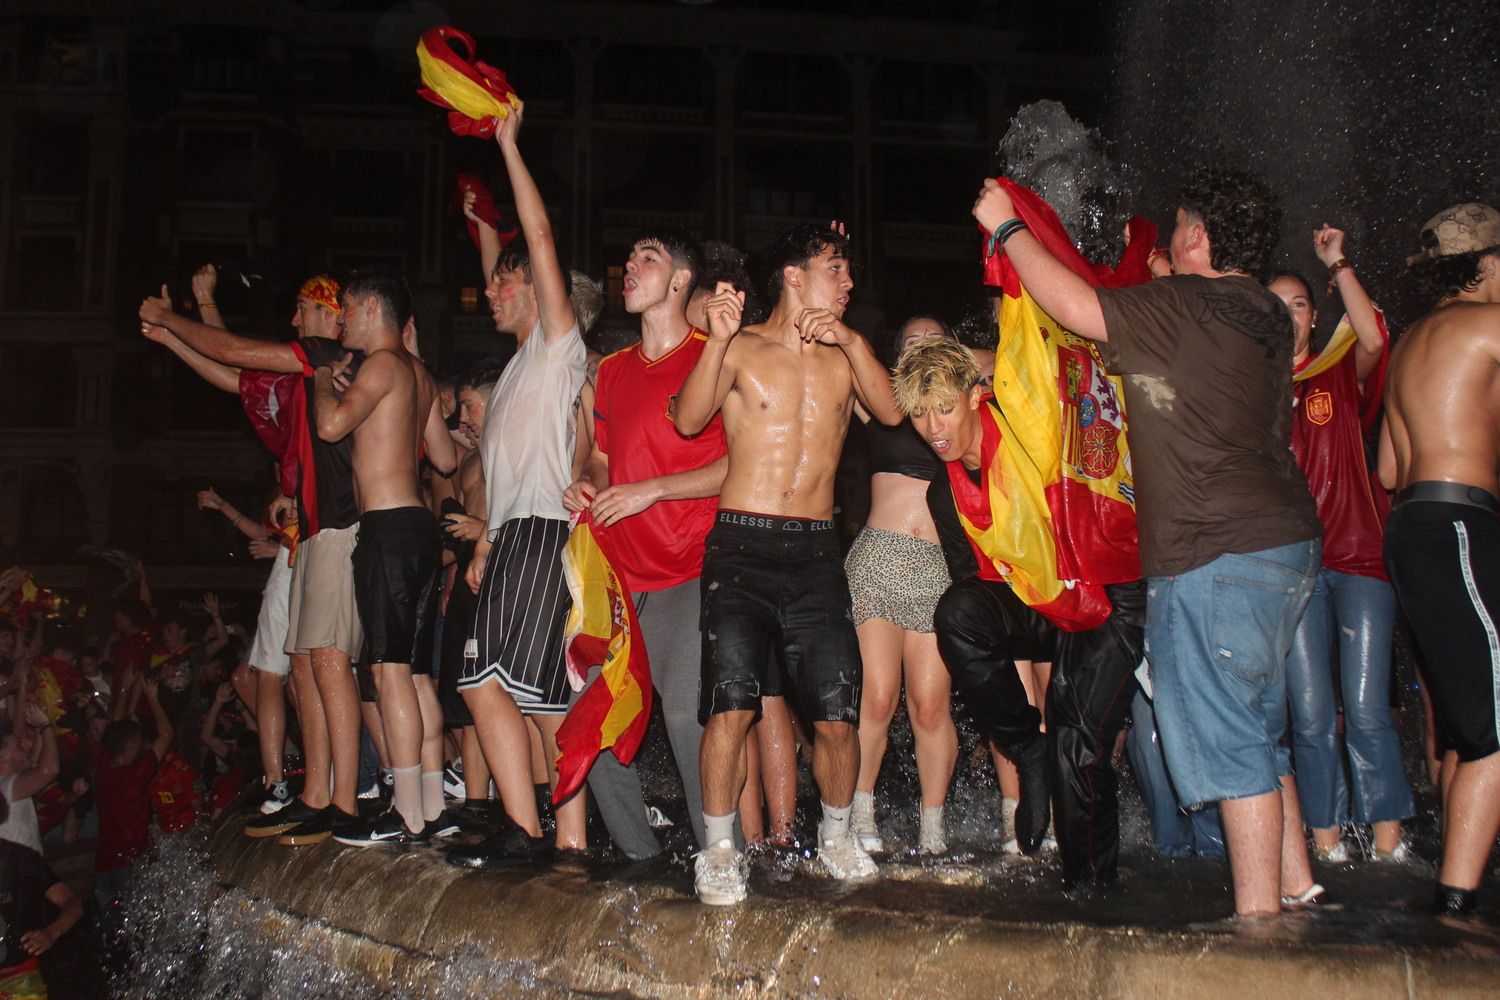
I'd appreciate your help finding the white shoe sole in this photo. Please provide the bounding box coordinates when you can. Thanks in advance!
[697,884,747,906]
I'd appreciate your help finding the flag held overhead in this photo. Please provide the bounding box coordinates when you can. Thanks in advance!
[415,26,521,139]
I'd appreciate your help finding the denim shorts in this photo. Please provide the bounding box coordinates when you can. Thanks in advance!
[699,515,861,725]
[1146,539,1319,808]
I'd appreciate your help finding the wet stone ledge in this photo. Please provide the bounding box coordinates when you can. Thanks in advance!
[189,815,1500,999]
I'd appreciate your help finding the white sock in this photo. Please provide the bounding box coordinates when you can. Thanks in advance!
[921,804,944,826]
[821,801,851,841]
[704,812,736,846]
[852,790,875,815]
[392,765,423,833]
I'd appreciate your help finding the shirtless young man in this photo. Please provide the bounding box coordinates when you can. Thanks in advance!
[674,224,902,904]
[303,268,456,845]
[563,230,725,859]
[1379,203,1500,915]
[140,277,367,846]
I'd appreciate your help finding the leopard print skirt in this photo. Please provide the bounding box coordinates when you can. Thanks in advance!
[844,526,951,633]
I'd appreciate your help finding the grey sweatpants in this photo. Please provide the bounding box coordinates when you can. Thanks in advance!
[584,577,708,857]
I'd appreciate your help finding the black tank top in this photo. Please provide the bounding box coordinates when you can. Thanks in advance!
[866,418,942,482]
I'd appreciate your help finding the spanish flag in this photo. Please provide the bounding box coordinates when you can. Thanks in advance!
[970,180,1152,632]
[553,514,652,803]
[0,570,58,629]
[415,27,521,139]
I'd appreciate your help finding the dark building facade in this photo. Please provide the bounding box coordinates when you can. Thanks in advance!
[0,0,1104,604]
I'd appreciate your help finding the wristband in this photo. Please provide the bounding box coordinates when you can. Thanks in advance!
[984,219,1029,259]
[1326,258,1352,294]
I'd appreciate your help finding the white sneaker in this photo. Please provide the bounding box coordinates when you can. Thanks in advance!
[694,839,748,906]
[818,825,878,881]
[851,796,884,854]
[1373,840,1411,864]
[917,808,947,855]
[1000,797,1020,854]
[1315,840,1350,864]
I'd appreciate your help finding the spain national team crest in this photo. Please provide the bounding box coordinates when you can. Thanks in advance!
[1305,389,1334,426]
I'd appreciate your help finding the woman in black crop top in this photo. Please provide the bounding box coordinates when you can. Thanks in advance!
[846,316,959,856]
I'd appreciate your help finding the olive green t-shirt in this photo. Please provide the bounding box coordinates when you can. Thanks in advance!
[1095,274,1320,576]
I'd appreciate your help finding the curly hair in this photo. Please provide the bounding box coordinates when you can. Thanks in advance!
[1410,246,1500,305]
[892,337,982,415]
[1177,167,1282,277]
[754,224,850,303]
[951,302,999,353]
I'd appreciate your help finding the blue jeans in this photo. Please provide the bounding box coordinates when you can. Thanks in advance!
[1147,540,1319,808]
[1285,568,1413,827]
[1127,688,1225,859]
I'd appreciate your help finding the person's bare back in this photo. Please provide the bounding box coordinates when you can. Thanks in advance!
[345,348,439,512]
[1383,301,1500,493]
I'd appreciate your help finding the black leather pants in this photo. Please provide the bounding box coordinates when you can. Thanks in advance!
[934,577,1145,883]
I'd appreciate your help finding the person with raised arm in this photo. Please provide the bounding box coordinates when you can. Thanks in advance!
[446,104,588,868]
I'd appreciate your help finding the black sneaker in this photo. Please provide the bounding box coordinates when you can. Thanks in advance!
[255,779,292,815]
[1003,732,1051,856]
[245,798,323,839]
[446,825,554,869]
[277,805,359,846]
[428,810,462,840]
[333,809,430,848]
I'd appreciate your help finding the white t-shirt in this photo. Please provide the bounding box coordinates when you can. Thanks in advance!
[0,773,42,853]
[481,319,586,533]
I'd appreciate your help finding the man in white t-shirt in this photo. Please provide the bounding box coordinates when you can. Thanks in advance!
[0,705,60,853]
[446,104,586,869]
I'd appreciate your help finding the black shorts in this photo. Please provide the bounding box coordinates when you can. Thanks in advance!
[461,516,572,714]
[439,545,477,727]
[352,506,441,672]
[1385,493,1500,761]
[699,513,861,725]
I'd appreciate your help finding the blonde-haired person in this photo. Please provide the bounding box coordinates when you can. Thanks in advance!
[894,337,1145,886]
[847,316,960,855]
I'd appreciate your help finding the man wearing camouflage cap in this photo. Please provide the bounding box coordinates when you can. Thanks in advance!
[1380,201,1500,915]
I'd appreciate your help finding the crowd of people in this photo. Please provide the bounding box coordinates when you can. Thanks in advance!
[1,102,1495,990]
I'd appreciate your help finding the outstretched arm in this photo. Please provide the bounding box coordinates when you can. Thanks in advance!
[313,352,390,442]
[1314,226,1385,384]
[144,325,243,394]
[140,285,301,373]
[674,284,743,435]
[495,106,576,343]
[973,179,1106,341]
[11,704,59,801]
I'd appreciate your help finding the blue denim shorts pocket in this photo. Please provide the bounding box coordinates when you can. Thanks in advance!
[1210,571,1301,685]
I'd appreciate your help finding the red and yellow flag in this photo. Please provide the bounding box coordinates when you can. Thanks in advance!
[415,27,521,139]
[970,179,1151,631]
[0,570,59,629]
[553,514,652,803]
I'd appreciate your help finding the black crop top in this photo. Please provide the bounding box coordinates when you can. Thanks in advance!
[866,417,943,482]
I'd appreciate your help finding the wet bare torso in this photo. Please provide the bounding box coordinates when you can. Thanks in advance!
[457,447,485,516]
[866,472,940,542]
[719,324,857,520]
[1386,301,1500,493]
[351,348,439,513]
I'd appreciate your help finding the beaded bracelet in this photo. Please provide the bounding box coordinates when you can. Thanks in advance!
[985,219,1029,259]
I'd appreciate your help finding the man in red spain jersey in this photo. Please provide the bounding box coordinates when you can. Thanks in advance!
[563,230,726,859]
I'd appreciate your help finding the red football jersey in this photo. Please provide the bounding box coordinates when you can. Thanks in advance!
[1291,350,1387,580]
[593,331,727,591]
[148,752,201,834]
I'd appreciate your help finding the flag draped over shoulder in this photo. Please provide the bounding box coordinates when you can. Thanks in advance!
[553,514,652,803]
[415,27,521,139]
[1294,306,1391,434]
[971,179,1152,632]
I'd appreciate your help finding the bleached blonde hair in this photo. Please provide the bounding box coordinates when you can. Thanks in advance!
[892,337,982,415]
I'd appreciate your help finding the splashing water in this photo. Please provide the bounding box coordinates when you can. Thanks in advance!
[997,99,1135,264]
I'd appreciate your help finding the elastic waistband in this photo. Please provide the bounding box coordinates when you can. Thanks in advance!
[717,509,835,533]
[1393,481,1499,515]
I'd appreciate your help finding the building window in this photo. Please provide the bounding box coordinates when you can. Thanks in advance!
[330,149,408,218]
[15,115,90,197]
[874,61,982,126]
[738,52,850,120]
[19,469,90,564]
[4,234,80,312]
[0,347,76,428]
[180,127,258,202]
[596,45,709,113]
